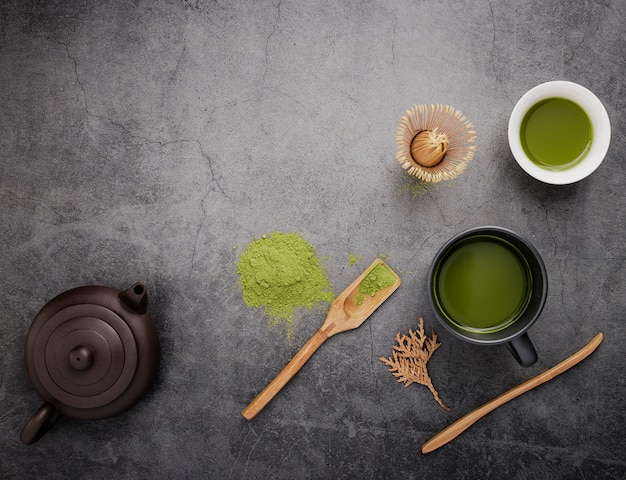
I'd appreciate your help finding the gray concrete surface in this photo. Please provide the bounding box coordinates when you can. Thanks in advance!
[1,0,625,478]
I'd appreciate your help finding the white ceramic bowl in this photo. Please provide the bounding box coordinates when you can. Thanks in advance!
[508,81,611,185]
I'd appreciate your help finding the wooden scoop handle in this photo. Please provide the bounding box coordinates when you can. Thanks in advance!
[242,328,330,421]
[421,332,604,454]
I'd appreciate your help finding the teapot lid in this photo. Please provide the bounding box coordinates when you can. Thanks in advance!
[24,283,159,417]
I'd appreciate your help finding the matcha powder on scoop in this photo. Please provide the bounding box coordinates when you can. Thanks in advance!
[236,232,335,331]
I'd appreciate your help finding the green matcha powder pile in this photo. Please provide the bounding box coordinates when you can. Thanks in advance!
[236,232,335,333]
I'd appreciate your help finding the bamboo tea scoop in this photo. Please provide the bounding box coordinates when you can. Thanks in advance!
[421,332,604,454]
[242,258,401,421]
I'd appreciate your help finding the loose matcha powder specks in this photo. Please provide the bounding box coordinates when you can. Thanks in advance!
[348,253,362,266]
[359,263,397,296]
[401,177,437,198]
[237,232,334,333]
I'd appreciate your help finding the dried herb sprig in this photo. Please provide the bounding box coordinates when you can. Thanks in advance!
[379,317,450,410]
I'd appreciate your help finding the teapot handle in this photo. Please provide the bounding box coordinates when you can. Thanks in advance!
[20,401,60,445]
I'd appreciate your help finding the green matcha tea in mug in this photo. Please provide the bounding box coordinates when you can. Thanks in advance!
[433,236,533,334]
[520,97,592,170]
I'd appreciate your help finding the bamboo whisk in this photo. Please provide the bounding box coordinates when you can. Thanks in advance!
[396,104,477,183]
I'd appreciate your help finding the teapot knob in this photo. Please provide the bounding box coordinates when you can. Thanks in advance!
[119,282,148,315]
[68,345,93,371]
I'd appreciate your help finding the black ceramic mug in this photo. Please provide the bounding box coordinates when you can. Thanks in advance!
[428,226,548,367]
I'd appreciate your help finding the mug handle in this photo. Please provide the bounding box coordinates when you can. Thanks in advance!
[505,332,538,367]
[20,401,61,445]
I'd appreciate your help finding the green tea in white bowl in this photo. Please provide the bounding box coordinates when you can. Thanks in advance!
[508,81,610,184]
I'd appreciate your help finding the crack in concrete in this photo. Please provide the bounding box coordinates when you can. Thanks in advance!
[181,180,210,306]
[563,34,587,70]
[391,17,398,65]
[63,43,89,111]
[488,1,513,105]
[367,322,378,388]
[262,0,283,88]
[242,426,265,479]
[195,140,229,198]
[229,425,255,477]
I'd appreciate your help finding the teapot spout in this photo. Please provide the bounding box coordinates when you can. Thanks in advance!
[119,282,148,315]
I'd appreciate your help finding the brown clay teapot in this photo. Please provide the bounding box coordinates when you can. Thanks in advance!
[20,282,160,444]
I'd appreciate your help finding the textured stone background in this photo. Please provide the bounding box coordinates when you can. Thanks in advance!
[1,1,625,478]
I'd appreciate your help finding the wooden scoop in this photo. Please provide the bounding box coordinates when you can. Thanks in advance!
[242,258,401,421]
[421,332,604,454]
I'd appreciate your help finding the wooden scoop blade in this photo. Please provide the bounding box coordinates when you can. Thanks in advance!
[321,258,401,337]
